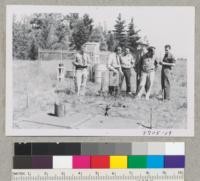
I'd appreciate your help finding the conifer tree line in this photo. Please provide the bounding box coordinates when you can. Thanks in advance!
[13,13,143,60]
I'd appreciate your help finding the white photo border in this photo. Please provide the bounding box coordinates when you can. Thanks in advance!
[6,5,195,136]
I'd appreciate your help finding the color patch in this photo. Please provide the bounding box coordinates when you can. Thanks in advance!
[32,156,52,169]
[97,143,115,155]
[81,143,99,155]
[15,143,32,155]
[148,142,165,155]
[110,156,127,168]
[31,143,81,155]
[91,155,110,168]
[32,143,49,155]
[50,143,81,155]
[128,156,147,168]
[53,156,72,168]
[13,156,32,169]
[147,156,164,168]
[164,156,185,168]
[73,156,91,168]
[114,143,132,155]
[165,143,185,155]
[132,143,148,155]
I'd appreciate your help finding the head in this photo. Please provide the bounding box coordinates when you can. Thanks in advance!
[165,44,171,54]
[80,46,85,54]
[115,46,122,55]
[147,46,155,57]
[125,47,130,55]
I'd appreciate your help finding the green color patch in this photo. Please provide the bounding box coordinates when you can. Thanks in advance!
[128,155,147,168]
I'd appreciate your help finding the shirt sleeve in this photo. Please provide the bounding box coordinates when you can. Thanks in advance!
[73,54,79,65]
[131,55,136,66]
[171,54,176,64]
[154,56,158,65]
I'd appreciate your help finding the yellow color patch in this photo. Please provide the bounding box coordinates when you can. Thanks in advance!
[110,156,127,168]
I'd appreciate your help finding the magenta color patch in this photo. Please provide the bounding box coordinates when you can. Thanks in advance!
[72,156,91,168]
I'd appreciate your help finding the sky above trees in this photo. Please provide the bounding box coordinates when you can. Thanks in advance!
[10,6,194,59]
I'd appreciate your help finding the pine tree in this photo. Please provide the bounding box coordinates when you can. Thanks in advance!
[89,26,107,51]
[89,27,103,42]
[70,14,93,50]
[106,31,116,51]
[71,21,88,50]
[127,18,141,53]
[113,13,126,48]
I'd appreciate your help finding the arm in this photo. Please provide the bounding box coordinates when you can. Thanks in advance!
[72,54,80,66]
[135,56,143,73]
[160,54,176,66]
[154,57,158,71]
[107,54,117,72]
[161,62,175,66]
[131,55,136,68]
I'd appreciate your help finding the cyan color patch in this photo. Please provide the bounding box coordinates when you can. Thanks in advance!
[147,155,164,168]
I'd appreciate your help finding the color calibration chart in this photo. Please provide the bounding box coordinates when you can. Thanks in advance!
[12,142,185,181]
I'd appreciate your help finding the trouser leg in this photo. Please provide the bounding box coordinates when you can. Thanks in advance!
[163,69,171,100]
[75,70,82,96]
[161,68,165,96]
[137,72,147,98]
[119,73,124,91]
[146,71,155,99]
[123,68,131,93]
[161,68,171,100]
[109,86,114,95]
[136,73,141,93]
[109,70,120,96]
[81,69,88,95]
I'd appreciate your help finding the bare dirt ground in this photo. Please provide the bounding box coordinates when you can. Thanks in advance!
[13,59,187,130]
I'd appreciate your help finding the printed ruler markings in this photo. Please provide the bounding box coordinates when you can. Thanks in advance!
[12,169,184,181]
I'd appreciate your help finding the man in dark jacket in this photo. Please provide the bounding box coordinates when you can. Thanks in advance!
[160,45,176,100]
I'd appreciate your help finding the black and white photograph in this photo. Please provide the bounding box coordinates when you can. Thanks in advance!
[6,5,194,136]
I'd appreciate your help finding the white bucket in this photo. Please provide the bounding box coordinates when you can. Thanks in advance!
[94,64,107,84]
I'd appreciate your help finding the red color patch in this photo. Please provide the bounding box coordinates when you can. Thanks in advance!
[91,155,110,168]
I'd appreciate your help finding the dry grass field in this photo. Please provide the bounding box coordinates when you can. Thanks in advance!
[12,57,187,130]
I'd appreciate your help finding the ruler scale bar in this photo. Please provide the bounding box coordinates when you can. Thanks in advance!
[12,169,184,181]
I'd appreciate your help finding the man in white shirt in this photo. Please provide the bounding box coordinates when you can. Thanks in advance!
[136,46,158,100]
[120,47,135,94]
[107,46,123,96]
[72,46,91,96]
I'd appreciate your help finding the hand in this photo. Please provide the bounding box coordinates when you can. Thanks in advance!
[114,69,118,74]
[159,61,163,65]
[120,71,124,75]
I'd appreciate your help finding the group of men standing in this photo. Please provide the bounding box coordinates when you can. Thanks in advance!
[72,44,176,100]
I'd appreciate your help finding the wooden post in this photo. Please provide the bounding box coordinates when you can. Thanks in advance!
[54,103,66,117]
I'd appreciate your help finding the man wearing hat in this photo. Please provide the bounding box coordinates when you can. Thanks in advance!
[136,46,158,100]
[107,46,124,96]
[135,41,148,92]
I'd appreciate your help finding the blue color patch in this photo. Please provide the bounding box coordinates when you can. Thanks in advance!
[147,155,164,168]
